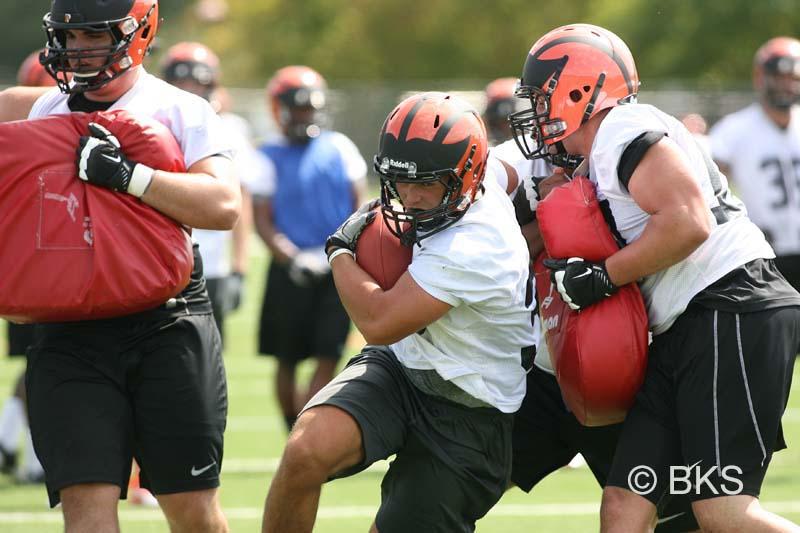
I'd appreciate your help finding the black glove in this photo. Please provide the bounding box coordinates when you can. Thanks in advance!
[76,122,154,197]
[542,257,618,310]
[512,175,545,225]
[325,199,381,262]
[228,271,244,311]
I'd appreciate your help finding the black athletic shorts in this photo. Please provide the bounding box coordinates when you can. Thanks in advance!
[7,322,37,357]
[513,366,698,533]
[258,259,350,362]
[205,276,232,346]
[607,304,800,503]
[26,313,227,507]
[303,346,513,533]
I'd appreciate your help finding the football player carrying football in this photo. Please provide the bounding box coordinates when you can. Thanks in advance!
[262,92,537,533]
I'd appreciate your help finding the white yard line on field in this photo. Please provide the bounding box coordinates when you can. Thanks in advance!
[1,501,800,523]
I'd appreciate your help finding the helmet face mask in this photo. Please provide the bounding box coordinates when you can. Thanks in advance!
[267,66,328,144]
[161,42,220,101]
[376,156,472,246]
[374,92,488,247]
[510,84,565,162]
[483,77,519,144]
[754,37,800,112]
[40,0,158,94]
[511,24,639,166]
[276,87,327,142]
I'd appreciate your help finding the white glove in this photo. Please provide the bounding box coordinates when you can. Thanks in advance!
[288,246,330,287]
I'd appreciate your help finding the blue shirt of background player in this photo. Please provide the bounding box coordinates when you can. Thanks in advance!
[259,131,361,249]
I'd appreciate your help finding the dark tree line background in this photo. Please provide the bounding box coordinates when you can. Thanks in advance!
[3,0,799,89]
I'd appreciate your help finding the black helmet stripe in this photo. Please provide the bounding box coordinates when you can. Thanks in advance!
[530,34,635,95]
[432,108,470,145]
[397,95,429,142]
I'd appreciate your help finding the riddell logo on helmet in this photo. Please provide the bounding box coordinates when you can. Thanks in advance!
[381,157,418,174]
[389,159,414,170]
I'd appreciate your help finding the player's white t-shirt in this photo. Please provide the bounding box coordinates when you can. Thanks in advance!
[591,104,774,334]
[29,69,233,170]
[709,103,800,255]
[488,139,555,374]
[390,172,537,413]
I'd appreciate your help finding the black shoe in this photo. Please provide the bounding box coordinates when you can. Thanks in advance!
[0,446,18,476]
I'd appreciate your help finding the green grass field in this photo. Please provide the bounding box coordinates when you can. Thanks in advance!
[1,244,799,532]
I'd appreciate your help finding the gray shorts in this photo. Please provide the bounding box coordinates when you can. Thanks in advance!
[304,346,513,533]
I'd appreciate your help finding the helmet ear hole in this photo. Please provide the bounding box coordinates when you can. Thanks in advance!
[569,89,583,103]
[583,85,591,92]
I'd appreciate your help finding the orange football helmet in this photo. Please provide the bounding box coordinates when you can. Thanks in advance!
[483,77,518,144]
[161,42,220,99]
[375,92,488,245]
[510,23,639,164]
[266,65,327,142]
[753,37,800,110]
[41,0,159,94]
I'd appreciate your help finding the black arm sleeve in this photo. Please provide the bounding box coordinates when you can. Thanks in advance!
[617,131,665,191]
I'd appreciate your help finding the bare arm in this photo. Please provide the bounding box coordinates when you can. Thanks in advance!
[329,254,452,345]
[604,137,711,286]
[231,187,253,273]
[521,220,545,259]
[141,154,240,230]
[516,171,568,260]
[500,160,520,195]
[252,197,298,264]
[0,87,50,122]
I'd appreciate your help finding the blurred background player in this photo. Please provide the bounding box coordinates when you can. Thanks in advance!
[252,65,367,432]
[483,77,518,146]
[709,37,800,291]
[161,41,260,346]
[680,112,711,156]
[0,49,53,485]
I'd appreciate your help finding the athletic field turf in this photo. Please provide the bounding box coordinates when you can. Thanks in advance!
[1,246,798,532]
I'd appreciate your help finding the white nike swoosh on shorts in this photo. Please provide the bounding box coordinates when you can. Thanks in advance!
[190,462,217,477]
[656,512,686,524]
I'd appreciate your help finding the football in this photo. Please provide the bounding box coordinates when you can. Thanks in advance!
[355,209,412,290]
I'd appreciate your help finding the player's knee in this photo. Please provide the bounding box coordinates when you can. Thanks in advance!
[281,422,332,481]
[160,490,227,533]
[600,486,631,523]
[691,498,743,533]
[281,408,355,482]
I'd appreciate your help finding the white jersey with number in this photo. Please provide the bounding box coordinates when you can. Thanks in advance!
[709,103,800,255]
[391,171,537,413]
[591,103,774,334]
[29,69,233,169]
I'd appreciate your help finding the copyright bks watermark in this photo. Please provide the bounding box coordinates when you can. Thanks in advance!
[627,462,743,496]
